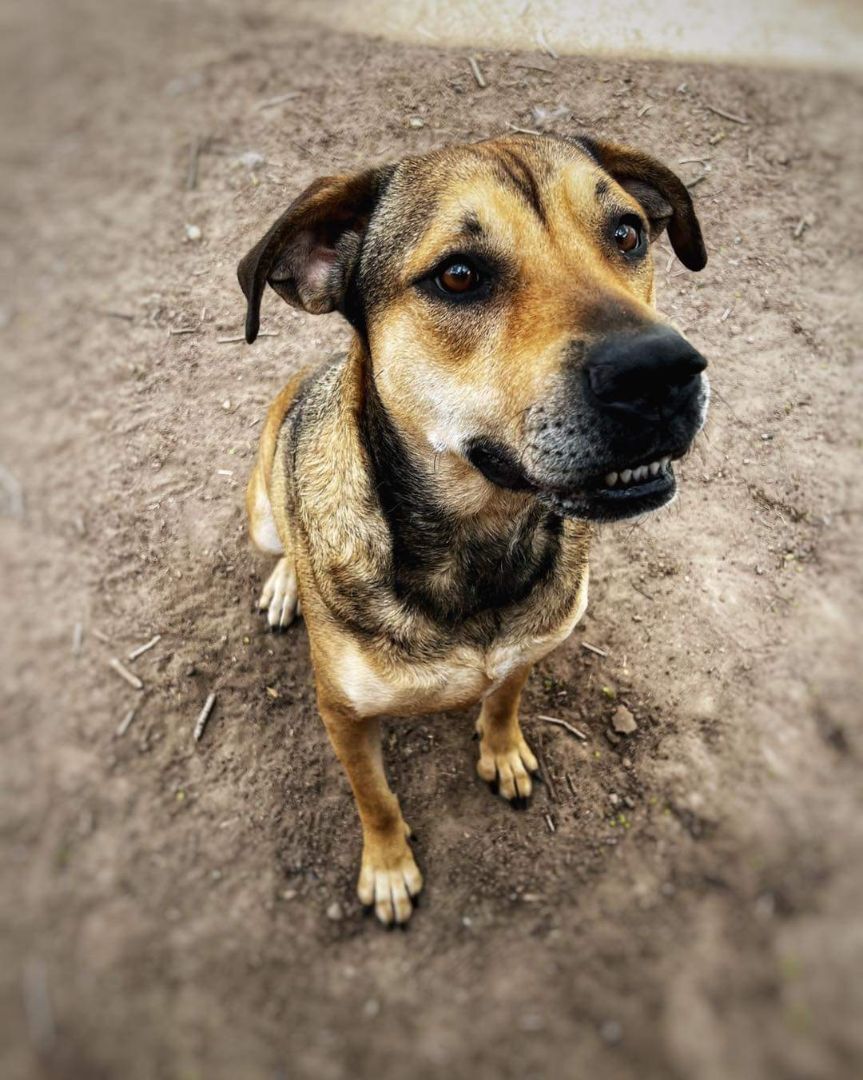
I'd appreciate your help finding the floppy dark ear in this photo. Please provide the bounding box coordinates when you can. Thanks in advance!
[576,136,707,271]
[237,167,391,343]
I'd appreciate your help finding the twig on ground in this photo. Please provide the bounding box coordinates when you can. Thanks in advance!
[544,813,556,834]
[90,308,135,321]
[581,641,608,658]
[468,56,487,89]
[637,103,653,118]
[128,634,161,661]
[194,692,217,742]
[679,157,710,166]
[506,122,541,136]
[116,708,137,737]
[110,658,144,691]
[703,103,749,125]
[256,91,302,111]
[685,174,708,189]
[538,714,588,741]
[169,327,198,336]
[217,331,279,343]
[21,959,55,1054]
[536,742,558,801]
[0,465,24,518]
[72,623,84,654]
[91,628,111,644]
[536,27,559,59]
[565,772,577,799]
[186,137,203,191]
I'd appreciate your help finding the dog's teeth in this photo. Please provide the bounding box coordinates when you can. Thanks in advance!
[605,471,618,487]
[649,460,660,475]
[620,469,633,484]
[661,456,671,469]
[634,466,647,481]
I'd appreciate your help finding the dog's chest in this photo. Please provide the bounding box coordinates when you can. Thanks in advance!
[334,574,588,718]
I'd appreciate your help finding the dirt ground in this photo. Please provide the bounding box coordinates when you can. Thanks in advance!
[2,3,862,1079]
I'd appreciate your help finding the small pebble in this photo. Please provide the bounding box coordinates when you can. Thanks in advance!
[600,1019,623,1044]
[236,150,266,171]
[612,705,638,735]
[326,901,343,921]
[519,1013,545,1032]
[408,116,425,129]
[185,223,202,242]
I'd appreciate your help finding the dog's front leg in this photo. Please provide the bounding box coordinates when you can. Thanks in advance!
[318,697,422,925]
[476,665,539,805]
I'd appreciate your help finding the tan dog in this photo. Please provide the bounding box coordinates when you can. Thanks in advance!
[238,134,708,925]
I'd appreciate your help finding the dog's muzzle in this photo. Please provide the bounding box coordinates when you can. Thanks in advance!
[524,327,709,523]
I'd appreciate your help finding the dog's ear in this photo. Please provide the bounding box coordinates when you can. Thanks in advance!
[576,136,707,271]
[237,167,392,343]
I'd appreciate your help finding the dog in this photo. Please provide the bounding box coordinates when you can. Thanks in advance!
[238,133,708,925]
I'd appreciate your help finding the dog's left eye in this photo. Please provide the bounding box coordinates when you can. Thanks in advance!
[435,259,482,295]
[614,216,644,255]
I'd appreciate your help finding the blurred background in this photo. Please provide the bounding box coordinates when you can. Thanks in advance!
[301,0,863,68]
[1,2,861,1079]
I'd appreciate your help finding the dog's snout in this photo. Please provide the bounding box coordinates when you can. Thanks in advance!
[585,328,707,418]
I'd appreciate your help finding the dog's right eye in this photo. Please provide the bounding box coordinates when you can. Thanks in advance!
[435,259,482,296]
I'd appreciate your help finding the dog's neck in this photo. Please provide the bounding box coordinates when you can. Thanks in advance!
[353,343,564,627]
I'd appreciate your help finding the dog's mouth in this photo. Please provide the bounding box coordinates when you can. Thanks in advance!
[590,453,673,497]
[465,436,689,523]
[539,452,681,522]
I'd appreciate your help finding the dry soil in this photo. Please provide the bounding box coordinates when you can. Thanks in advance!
[1,3,862,1079]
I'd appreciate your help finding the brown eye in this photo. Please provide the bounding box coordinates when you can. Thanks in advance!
[614,217,642,254]
[436,259,480,294]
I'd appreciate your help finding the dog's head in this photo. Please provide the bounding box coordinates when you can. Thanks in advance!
[239,134,708,522]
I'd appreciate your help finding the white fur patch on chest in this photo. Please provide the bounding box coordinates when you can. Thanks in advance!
[482,573,589,690]
[337,643,487,717]
[334,574,589,718]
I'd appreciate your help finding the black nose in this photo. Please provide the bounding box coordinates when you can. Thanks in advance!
[585,327,707,418]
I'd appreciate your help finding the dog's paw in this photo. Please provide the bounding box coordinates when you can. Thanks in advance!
[258,557,299,630]
[358,834,423,926]
[476,728,539,802]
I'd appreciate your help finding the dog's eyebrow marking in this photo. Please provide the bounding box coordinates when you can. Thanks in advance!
[461,212,484,237]
[491,147,547,226]
[595,178,610,198]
